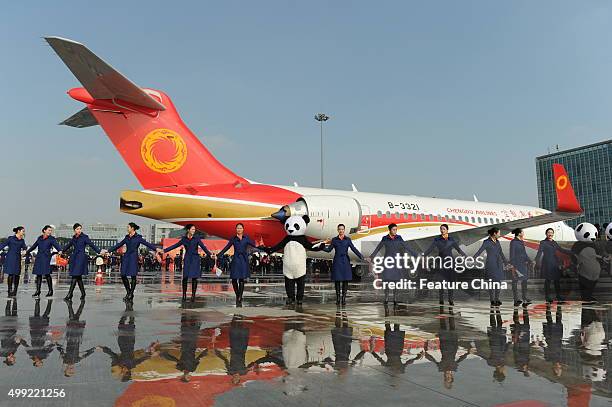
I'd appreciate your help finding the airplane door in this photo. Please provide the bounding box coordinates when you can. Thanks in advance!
[358,205,371,234]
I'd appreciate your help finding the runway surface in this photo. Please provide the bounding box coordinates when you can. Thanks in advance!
[0,280,610,407]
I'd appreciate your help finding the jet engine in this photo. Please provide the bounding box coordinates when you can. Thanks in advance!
[272,195,362,239]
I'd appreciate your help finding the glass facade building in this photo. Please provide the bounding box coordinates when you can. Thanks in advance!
[536,139,612,228]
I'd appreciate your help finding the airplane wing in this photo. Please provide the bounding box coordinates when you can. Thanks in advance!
[45,36,165,111]
[409,163,583,251]
[59,107,99,128]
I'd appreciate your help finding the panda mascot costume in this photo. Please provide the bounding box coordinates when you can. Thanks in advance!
[571,222,603,303]
[265,215,322,305]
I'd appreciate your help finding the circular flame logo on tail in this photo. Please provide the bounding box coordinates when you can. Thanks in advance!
[141,128,187,173]
[556,175,568,190]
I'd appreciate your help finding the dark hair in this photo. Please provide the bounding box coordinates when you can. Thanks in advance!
[128,222,140,231]
[235,223,244,228]
[487,227,499,236]
[337,224,346,229]
[545,227,554,234]
[73,223,82,230]
[440,224,449,230]
[12,226,24,234]
[388,223,398,231]
[42,225,52,233]
[512,228,522,236]
[184,224,195,230]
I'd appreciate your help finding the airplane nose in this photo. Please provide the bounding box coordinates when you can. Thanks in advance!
[271,205,290,221]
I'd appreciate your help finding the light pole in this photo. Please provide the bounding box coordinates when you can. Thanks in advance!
[314,113,330,188]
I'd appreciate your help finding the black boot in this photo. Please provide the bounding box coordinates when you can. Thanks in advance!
[238,280,245,306]
[76,277,86,300]
[6,275,14,297]
[12,276,19,298]
[33,276,42,298]
[128,277,137,301]
[335,282,341,305]
[341,281,348,306]
[45,275,53,297]
[64,278,77,301]
[439,289,444,305]
[191,279,198,302]
[121,276,131,300]
[181,279,188,302]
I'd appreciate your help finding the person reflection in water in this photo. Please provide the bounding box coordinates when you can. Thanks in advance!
[325,311,366,374]
[99,302,159,382]
[371,317,424,375]
[1,299,27,366]
[160,312,206,383]
[542,304,564,378]
[27,299,57,367]
[214,315,251,385]
[486,307,508,382]
[511,307,531,377]
[58,300,95,377]
[424,307,474,389]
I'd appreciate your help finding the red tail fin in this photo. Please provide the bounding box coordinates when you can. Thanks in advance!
[46,36,244,189]
[552,163,582,213]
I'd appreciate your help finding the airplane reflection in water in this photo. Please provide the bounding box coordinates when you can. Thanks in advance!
[0,293,610,406]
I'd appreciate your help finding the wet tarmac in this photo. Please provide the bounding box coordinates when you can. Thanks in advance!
[0,279,610,407]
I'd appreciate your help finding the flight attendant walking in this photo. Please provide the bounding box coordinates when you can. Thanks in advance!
[509,228,533,307]
[26,225,63,298]
[62,223,102,301]
[474,227,509,306]
[0,227,28,298]
[321,224,364,306]
[217,223,261,307]
[108,223,162,301]
[535,228,574,303]
[422,224,466,305]
[163,224,213,302]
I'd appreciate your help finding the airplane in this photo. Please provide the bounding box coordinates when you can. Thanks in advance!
[45,36,583,260]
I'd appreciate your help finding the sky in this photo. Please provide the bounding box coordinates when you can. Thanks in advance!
[1,1,612,236]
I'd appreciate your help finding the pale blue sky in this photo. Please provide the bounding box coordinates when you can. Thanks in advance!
[1,1,612,235]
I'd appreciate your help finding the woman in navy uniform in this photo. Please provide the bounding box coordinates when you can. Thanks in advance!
[61,223,102,301]
[108,223,161,301]
[26,225,62,298]
[422,224,466,305]
[0,227,28,298]
[163,224,213,302]
[474,227,509,306]
[509,228,533,307]
[370,223,419,306]
[218,223,262,307]
[321,224,364,306]
[534,228,573,303]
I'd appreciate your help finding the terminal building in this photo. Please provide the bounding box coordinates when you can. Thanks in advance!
[536,139,612,228]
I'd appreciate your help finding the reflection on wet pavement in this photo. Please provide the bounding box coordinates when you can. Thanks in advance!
[0,282,610,407]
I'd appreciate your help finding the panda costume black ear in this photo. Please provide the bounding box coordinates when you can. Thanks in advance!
[302,215,310,224]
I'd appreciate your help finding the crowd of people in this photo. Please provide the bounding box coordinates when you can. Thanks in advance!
[0,220,610,308]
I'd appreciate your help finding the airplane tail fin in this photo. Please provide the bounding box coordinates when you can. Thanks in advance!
[552,163,582,213]
[46,36,245,189]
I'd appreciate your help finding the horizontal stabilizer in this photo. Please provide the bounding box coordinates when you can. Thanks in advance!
[45,36,166,111]
[59,108,99,128]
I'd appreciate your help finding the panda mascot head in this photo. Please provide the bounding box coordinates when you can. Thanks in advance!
[575,222,598,242]
[284,215,310,237]
[606,223,612,241]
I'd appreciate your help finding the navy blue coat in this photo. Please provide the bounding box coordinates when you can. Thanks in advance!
[218,235,259,279]
[109,234,157,277]
[423,236,466,281]
[474,237,508,282]
[0,236,27,275]
[164,235,211,279]
[26,235,62,276]
[509,238,531,281]
[62,233,101,276]
[535,239,572,281]
[322,236,363,281]
[371,235,418,282]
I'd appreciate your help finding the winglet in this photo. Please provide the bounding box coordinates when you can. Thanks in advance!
[552,163,582,213]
